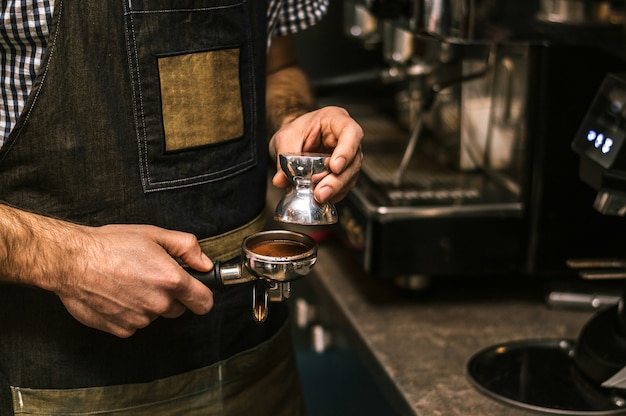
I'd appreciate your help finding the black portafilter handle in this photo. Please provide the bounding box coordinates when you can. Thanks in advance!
[183,262,225,290]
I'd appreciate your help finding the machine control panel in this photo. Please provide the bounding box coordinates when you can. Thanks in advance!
[572,72,626,190]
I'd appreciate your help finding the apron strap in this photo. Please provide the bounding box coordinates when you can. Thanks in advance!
[185,213,267,263]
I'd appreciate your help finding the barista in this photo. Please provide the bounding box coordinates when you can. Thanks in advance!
[0,0,363,414]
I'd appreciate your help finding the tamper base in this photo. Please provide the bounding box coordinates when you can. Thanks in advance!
[275,153,339,225]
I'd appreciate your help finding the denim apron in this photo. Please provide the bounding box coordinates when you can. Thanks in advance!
[0,1,304,414]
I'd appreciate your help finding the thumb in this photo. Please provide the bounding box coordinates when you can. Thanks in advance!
[182,250,213,272]
[156,229,213,272]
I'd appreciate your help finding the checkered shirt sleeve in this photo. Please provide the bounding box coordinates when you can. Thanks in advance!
[268,0,329,37]
[0,0,54,146]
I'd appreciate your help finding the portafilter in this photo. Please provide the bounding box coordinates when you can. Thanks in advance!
[186,230,317,322]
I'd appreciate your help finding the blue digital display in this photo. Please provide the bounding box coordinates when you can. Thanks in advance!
[577,126,625,169]
[586,130,616,155]
[572,74,626,170]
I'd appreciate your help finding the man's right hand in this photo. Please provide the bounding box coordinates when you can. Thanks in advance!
[0,204,214,338]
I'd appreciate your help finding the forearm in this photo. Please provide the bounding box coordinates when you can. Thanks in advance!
[265,34,316,135]
[0,202,214,337]
[0,203,87,291]
[266,65,316,135]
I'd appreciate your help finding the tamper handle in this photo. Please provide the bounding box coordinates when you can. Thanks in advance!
[184,262,224,290]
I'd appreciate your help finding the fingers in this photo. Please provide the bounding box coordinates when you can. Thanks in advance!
[62,280,209,339]
[147,257,215,317]
[315,154,362,203]
[323,112,364,175]
[269,106,364,204]
[160,300,188,319]
[316,108,364,203]
[60,297,149,339]
[173,271,215,316]
[146,227,215,315]
[153,228,214,273]
[61,225,215,337]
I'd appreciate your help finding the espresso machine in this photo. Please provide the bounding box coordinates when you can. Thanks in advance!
[337,0,626,283]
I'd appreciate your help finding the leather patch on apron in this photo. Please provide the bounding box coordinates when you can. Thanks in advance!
[158,48,244,152]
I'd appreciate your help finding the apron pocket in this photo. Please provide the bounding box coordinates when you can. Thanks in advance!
[123,0,259,192]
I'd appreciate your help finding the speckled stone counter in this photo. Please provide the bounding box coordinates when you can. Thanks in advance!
[303,239,599,416]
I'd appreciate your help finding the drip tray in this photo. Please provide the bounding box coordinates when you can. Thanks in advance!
[467,339,626,415]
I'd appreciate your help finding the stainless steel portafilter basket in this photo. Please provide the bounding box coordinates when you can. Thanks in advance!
[186,230,317,322]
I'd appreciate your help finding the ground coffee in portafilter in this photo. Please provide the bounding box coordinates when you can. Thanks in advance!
[248,240,310,258]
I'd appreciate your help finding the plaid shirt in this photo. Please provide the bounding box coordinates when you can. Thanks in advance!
[0,0,328,146]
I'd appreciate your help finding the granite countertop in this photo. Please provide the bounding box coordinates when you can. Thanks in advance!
[303,238,600,416]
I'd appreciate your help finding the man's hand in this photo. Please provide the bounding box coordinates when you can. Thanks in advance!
[0,205,214,338]
[265,35,364,204]
[58,224,215,338]
[269,106,364,204]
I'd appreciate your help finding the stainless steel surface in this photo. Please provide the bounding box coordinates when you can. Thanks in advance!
[546,291,621,309]
[413,0,474,39]
[348,178,522,220]
[579,271,626,279]
[343,1,379,47]
[566,257,626,280]
[217,263,248,285]
[293,1,626,413]
[383,20,415,64]
[332,0,626,280]
[567,259,626,269]
[189,229,317,322]
[243,229,318,283]
[242,229,316,322]
[594,191,626,216]
[275,153,338,225]
[393,112,424,186]
[537,0,625,23]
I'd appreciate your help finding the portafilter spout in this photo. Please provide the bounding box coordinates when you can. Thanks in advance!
[185,230,317,322]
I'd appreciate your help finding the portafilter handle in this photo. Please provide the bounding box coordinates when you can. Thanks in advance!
[185,262,252,290]
[185,262,291,323]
